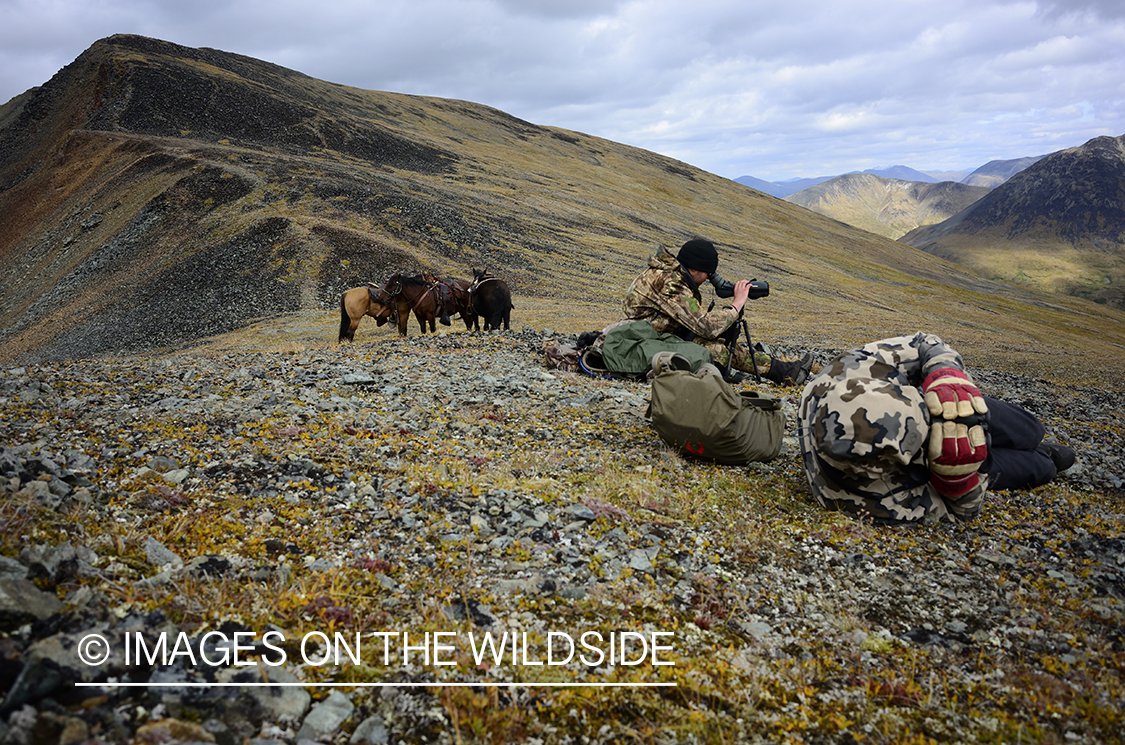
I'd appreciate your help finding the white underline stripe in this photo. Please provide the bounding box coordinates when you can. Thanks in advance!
[76,681,676,688]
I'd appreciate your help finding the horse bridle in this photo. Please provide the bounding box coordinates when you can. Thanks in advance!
[376,277,401,301]
[468,275,500,294]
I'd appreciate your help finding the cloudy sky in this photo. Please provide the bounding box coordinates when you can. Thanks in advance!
[1,0,1122,181]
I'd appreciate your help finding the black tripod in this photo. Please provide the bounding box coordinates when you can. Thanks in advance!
[723,317,761,384]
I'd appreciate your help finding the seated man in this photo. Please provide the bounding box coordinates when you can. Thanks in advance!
[622,239,813,385]
[797,332,1075,526]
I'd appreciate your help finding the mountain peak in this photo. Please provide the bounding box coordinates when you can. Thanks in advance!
[902,134,1125,307]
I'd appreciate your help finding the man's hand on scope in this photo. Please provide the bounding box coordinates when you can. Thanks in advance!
[732,279,751,311]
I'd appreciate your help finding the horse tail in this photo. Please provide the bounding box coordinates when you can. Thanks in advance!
[338,292,352,342]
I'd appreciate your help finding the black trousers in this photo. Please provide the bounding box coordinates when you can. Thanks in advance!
[981,396,1058,491]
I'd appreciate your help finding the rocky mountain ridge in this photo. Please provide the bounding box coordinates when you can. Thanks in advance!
[960,154,1049,188]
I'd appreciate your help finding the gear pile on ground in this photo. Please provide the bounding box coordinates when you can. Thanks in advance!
[1,329,1123,745]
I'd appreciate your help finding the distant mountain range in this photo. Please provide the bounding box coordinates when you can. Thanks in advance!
[736,157,1046,199]
[783,174,991,240]
[737,153,1053,245]
[735,139,1123,310]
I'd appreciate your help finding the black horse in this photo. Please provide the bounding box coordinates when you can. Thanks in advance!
[468,269,513,331]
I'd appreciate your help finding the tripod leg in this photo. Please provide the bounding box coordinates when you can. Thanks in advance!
[742,321,761,383]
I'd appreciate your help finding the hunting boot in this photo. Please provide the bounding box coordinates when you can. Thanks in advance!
[763,353,814,386]
[1036,442,1076,474]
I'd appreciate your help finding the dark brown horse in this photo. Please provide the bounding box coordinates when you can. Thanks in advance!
[468,268,514,331]
[422,272,474,330]
[375,273,450,336]
[338,285,394,342]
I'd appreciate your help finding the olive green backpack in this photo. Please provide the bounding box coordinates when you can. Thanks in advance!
[648,354,784,464]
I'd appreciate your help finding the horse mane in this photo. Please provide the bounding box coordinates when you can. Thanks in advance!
[379,273,426,291]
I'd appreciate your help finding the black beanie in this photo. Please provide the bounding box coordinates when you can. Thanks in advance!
[677,239,718,275]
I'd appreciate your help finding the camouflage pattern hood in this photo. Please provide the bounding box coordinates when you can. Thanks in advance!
[797,332,988,526]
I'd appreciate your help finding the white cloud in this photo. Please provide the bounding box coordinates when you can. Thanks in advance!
[0,0,1121,181]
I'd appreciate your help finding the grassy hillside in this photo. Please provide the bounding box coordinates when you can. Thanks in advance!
[1,35,1124,388]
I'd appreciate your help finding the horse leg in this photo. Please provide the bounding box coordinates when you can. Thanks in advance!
[396,300,409,336]
[471,300,486,332]
[338,294,353,342]
[483,303,501,331]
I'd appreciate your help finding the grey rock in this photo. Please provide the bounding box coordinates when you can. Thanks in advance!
[0,578,64,628]
[295,690,354,741]
[163,468,191,485]
[0,556,28,581]
[148,455,179,473]
[742,621,772,639]
[350,715,389,744]
[20,479,56,507]
[4,622,128,710]
[628,548,659,573]
[145,536,183,569]
[18,542,77,582]
[220,664,310,722]
[568,504,598,522]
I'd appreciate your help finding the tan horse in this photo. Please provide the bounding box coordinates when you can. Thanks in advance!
[338,285,393,342]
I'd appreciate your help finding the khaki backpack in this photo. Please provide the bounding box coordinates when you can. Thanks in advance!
[648,354,784,464]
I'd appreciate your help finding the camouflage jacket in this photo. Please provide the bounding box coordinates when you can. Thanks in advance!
[621,247,741,341]
[797,332,988,526]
